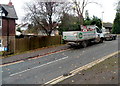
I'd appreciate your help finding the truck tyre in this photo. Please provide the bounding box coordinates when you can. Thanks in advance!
[81,41,87,48]
[100,38,103,43]
[62,39,67,44]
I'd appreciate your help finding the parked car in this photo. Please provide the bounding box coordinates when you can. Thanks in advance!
[111,34,117,40]
[104,33,117,41]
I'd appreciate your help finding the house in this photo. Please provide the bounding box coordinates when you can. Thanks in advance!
[0,1,18,52]
[38,29,59,36]
[16,23,29,36]
[38,22,59,36]
[16,31,22,36]
[16,23,28,31]
[103,23,113,33]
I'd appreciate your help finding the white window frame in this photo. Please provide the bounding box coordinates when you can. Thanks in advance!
[0,39,2,47]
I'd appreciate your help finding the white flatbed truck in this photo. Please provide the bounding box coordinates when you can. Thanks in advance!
[63,25,104,47]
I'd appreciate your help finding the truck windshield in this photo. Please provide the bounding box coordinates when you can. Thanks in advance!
[96,28,102,33]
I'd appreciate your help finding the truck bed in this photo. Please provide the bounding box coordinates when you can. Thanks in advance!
[63,31,96,42]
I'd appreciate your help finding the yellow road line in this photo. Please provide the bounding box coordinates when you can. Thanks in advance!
[0,49,70,67]
[45,51,119,85]
[0,60,24,67]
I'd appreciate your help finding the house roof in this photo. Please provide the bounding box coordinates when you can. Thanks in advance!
[0,4,18,19]
[103,23,113,28]
[16,23,29,28]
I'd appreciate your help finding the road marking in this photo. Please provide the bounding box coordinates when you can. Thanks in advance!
[0,61,24,67]
[29,49,70,60]
[10,56,69,77]
[45,51,119,85]
[0,49,70,67]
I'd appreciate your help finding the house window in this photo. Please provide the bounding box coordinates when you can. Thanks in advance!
[0,39,2,47]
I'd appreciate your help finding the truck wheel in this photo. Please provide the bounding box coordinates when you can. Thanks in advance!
[81,41,87,48]
[62,39,67,44]
[100,38,103,43]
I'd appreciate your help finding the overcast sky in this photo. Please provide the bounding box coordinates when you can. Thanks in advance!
[0,0,117,24]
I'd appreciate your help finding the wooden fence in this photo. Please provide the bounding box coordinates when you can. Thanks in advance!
[15,36,62,53]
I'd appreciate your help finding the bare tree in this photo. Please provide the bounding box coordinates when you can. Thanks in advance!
[72,0,100,25]
[24,1,66,36]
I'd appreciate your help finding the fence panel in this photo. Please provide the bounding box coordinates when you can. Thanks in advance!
[15,38,30,53]
[29,37,40,50]
[15,36,62,53]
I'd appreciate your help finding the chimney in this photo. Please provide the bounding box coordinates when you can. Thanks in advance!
[8,0,13,6]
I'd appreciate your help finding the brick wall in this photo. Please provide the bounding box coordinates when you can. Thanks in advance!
[2,36,15,53]
[1,18,16,52]
[2,18,15,36]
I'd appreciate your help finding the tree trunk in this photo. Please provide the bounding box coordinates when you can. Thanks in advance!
[79,15,84,25]
[48,30,52,36]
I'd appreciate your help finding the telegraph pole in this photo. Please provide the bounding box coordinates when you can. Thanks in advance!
[102,11,104,28]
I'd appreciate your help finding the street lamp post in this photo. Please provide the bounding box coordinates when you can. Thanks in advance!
[102,11,104,28]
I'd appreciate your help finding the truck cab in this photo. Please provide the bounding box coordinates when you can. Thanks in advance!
[94,26,104,42]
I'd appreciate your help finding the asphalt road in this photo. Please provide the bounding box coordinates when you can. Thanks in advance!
[57,53,118,84]
[1,38,118,84]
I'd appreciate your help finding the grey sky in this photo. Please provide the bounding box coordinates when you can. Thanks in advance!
[0,0,117,23]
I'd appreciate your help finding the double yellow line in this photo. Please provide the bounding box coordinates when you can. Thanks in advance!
[44,51,119,85]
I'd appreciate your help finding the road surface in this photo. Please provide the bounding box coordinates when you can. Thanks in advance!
[1,38,118,84]
[57,53,118,84]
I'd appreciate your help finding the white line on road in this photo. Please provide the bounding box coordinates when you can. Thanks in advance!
[10,56,69,77]
[0,49,70,67]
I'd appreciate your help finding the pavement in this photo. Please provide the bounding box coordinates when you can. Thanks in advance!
[55,53,118,85]
[1,44,70,65]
